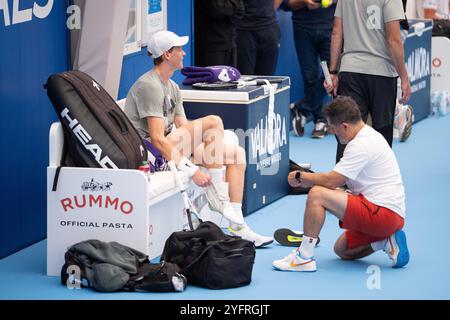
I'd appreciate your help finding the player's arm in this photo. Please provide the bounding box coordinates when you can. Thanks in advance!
[147,117,183,164]
[148,117,211,187]
[288,170,347,189]
[174,115,188,128]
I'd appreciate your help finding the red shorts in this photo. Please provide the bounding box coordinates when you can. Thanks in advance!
[340,194,404,249]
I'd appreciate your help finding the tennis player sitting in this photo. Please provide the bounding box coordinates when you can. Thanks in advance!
[273,96,410,271]
[124,30,273,248]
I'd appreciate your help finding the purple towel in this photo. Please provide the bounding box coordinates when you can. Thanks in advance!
[144,140,169,173]
[182,65,241,85]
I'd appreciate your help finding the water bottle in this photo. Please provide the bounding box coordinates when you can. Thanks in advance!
[431,91,442,116]
[438,91,450,117]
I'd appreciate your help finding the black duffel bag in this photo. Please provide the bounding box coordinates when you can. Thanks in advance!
[161,221,255,290]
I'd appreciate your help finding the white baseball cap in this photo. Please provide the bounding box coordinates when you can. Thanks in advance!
[147,30,189,58]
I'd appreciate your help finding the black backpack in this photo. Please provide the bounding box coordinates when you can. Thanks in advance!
[161,221,256,290]
[45,70,147,170]
[61,240,186,293]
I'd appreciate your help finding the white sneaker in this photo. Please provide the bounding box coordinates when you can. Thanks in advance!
[394,103,414,142]
[290,103,307,137]
[204,182,244,225]
[228,224,273,248]
[272,250,317,272]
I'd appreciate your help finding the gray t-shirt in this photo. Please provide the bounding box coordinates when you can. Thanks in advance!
[335,0,405,77]
[124,70,186,141]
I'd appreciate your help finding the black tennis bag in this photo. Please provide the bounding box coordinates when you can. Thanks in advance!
[161,221,256,290]
[45,70,147,170]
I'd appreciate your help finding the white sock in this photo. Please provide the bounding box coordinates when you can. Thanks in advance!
[371,239,387,252]
[208,167,226,185]
[230,203,245,230]
[298,235,317,259]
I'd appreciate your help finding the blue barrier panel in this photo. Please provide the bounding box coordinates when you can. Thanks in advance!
[403,19,433,123]
[181,77,291,216]
[0,0,68,258]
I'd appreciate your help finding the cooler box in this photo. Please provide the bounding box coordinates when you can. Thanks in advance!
[403,19,433,122]
[180,76,291,216]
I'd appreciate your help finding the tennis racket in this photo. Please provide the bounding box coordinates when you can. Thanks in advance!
[191,78,284,90]
[168,160,202,231]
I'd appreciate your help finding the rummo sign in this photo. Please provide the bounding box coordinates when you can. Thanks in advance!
[47,167,149,276]
[0,0,54,26]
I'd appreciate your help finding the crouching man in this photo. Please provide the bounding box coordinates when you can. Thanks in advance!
[273,96,410,271]
[124,30,273,247]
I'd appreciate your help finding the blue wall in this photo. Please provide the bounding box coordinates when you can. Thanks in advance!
[118,0,194,99]
[0,0,69,258]
[275,9,304,105]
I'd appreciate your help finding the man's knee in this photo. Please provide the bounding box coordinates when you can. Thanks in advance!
[307,186,326,206]
[204,115,224,131]
[235,146,246,166]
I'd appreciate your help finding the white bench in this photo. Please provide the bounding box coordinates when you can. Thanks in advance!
[46,100,233,276]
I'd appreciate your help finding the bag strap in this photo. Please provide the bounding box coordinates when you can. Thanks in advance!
[183,244,213,271]
[52,130,69,192]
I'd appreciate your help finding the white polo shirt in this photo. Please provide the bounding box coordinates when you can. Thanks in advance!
[333,125,406,218]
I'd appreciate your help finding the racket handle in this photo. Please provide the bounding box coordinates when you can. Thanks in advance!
[168,160,185,191]
[321,61,333,86]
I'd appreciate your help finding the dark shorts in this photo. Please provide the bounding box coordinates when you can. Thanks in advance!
[340,194,404,249]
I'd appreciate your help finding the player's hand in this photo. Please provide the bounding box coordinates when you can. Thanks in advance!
[399,77,411,104]
[192,170,211,187]
[324,74,338,97]
[288,171,302,188]
[304,0,321,10]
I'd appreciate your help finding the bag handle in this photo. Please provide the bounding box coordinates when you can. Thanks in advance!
[183,244,212,271]
[108,110,128,134]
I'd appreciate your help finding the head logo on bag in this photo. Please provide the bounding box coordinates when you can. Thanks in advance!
[92,80,101,91]
[61,108,119,169]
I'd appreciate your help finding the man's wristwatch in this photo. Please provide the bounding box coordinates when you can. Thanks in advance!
[329,70,339,75]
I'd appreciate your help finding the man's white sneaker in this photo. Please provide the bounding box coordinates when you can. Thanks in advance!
[394,103,414,142]
[228,224,273,248]
[204,182,244,225]
[272,250,317,272]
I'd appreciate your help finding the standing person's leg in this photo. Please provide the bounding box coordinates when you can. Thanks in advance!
[311,28,333,138]
[335,72,370,163]
[273,187,348,271]
[236,29,257,75]
[202,49,233,67]
[367,75,398,148]
[291,27,320,136]
[254,24,281,76]
[229,47,238,68]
